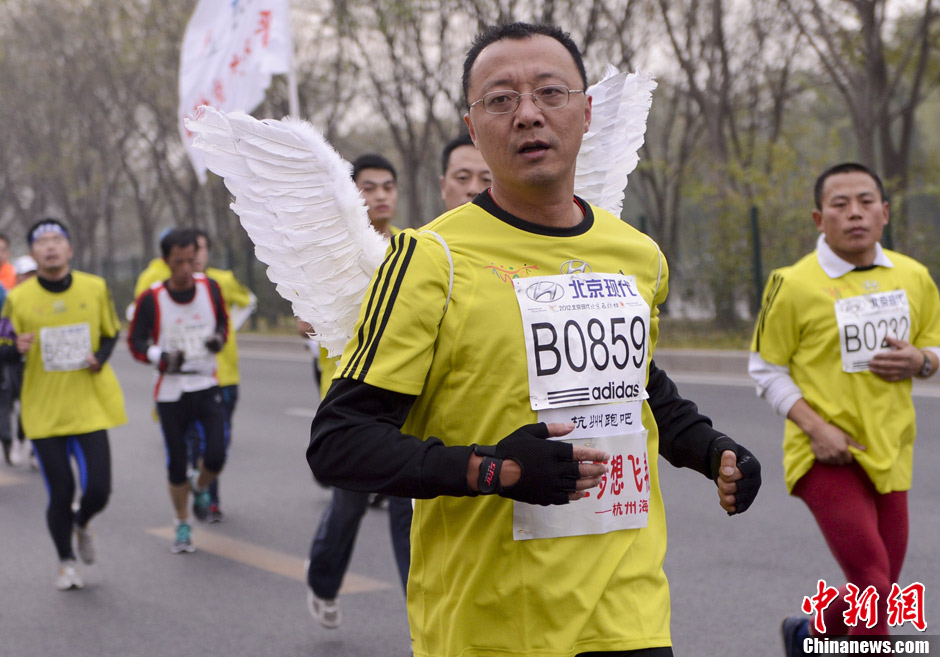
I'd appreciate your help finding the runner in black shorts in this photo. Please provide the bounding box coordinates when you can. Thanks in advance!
[128,229,229,553]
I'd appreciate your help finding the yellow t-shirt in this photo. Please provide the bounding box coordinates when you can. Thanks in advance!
[4,271,127,438]
[206,267,252,386]
[133,259,251,387]
[133,257,169,299]
[318,348,336,400]
[751,250,940,494]
[336,199,671,656]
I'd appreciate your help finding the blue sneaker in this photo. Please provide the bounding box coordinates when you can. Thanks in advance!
[781,615,810,656]
[171,522,195,554]
[190,472,210,521]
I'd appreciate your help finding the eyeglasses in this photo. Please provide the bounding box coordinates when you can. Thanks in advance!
[469,85,585,115]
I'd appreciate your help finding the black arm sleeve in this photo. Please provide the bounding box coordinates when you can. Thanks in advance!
[94,334,118,365]
[0,344,20,363]
[308,377,474,499]
[648,359,728,480]
[128,292,157,363]
[208,279,229,343]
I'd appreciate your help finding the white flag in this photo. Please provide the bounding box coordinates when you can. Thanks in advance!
[178,0,293,183]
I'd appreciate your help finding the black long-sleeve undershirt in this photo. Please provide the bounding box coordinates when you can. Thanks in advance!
[127,279,228,362]
[307,359,729,498]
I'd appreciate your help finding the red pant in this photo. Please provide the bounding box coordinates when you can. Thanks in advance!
[794,461,908,635]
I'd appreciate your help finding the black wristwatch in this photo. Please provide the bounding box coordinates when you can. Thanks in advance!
[918,351,933,378]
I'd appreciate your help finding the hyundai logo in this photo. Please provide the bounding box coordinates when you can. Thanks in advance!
[561,259,592,274]
[526,281,565,303]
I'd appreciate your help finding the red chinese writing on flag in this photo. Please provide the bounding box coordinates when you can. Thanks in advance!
[179,0,292,182]
[256,10,272,47]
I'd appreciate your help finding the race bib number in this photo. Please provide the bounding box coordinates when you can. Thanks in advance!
[163,322,212,361]
[513,426,650,540]
[514,273,650,410]
[40,323,92,372]
[835,290,910,373]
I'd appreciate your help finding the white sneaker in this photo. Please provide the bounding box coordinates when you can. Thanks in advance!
[56,560,84,591]
[9,441,24,466]
[11,440,30,467]
[75,526,95,565]
[307,589,341,629]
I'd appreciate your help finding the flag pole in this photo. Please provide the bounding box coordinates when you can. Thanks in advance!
[287,66,300,119]
[286,1,300,119]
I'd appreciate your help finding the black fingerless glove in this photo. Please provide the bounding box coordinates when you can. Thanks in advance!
[160,350,186,374]
[204,334,224,354]
[709,436,762,516]
[472,423,579,506]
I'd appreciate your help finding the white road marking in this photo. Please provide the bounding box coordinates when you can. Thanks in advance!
[0,470,28,487]
[285,407,316,418]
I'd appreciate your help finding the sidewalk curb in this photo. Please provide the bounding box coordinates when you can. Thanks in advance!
[236,334,753,375]
[235,333,940,395]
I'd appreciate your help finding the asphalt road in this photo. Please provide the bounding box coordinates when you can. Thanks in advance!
[0,341,937,657]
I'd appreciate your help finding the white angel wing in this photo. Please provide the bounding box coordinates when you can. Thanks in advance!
[185,107,388,357]
[575,66,657,217]
[184,69,654,357]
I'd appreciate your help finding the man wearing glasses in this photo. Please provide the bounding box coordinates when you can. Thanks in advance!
[308,23,760,656]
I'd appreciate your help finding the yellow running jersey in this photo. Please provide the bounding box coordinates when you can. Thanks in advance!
[132,257,169,299]
[134,259,249,387]
[206,268,251,386]
[336,198,671,656]
[320,226,398,400]
[4,271,127,439]
[752,250,940,494]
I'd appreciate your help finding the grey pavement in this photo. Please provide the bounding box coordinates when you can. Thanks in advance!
[0,336,936,657]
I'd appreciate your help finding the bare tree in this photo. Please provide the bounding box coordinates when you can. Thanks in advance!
[780,0,940,245]
[656,0,804,320]
[320,0,467,226]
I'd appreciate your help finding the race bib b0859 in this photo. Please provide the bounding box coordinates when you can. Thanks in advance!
[513,273,651,410]
[512,273,653,540]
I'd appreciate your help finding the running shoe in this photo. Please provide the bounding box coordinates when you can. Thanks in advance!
[368,493,389,510]
[10,440,27,466]
[171,522,195,554]
[207,503,224,523]
[307,589,341,629]
[75,526,95,565]
[56,560,84,591]
[781,615,810,657]
[190,472,210,521]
